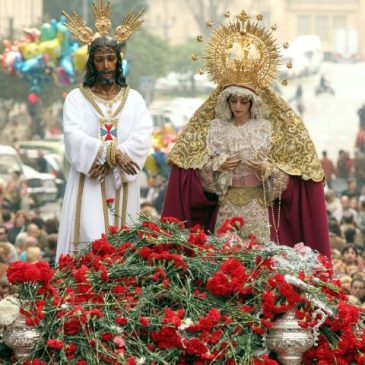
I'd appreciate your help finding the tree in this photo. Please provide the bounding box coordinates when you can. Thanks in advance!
[184,0,236,36]
[126,29,171,88]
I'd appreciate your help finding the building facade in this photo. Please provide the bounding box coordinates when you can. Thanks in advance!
[0,0,42,39]
[145,0,365,57]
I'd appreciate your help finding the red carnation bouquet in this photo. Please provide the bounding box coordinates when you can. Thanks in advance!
[2,217,365,365]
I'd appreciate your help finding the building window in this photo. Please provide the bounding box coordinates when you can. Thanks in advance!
[297,15,311,35]
[333,15,346,31]
[315,15,329,42]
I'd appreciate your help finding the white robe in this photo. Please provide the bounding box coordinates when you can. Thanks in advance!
[56,88,153,260]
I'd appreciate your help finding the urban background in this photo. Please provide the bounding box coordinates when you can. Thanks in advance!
[0,0,364,304]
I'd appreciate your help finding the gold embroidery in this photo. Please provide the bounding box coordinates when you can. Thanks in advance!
[73,173,85,255]
[220,186,265,208]
[168,85,324,182]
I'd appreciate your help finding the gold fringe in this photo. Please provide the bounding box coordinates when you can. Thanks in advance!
[101,180,109,232]
[121,182,128,225]
[73,173,85,256]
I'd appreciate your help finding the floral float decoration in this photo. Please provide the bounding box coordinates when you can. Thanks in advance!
[0,216,364,365]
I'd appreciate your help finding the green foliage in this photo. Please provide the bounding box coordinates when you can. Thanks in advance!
[170,38,204,74]
[126,29,171,87]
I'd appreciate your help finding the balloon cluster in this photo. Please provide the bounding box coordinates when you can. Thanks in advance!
[0,16,88,101]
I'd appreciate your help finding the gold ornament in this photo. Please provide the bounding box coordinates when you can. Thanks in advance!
[191,53,199,61]
[281,79,288,86]
[197,35,204,42]
[224,10,231,18]
[63,0,144,45]
[283,42,289,49]
[93,0,112,36]
[204,17,281,90]
[286,61,293,69]
[198,68,205,75]
[256,14,264,21]
[207,19,214,27]
[271,24,278,31]
[237,10,250,22]
[168,10,324,182]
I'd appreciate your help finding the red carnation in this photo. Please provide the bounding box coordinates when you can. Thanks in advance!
[47,339,65,350]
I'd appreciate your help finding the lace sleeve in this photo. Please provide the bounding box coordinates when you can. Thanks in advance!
[199,154,232,196]
[267,165,289,200]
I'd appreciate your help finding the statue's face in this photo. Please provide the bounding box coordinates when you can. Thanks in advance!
[93,46,118,85]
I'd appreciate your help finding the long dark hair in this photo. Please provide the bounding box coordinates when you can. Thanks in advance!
[83,36,127,88]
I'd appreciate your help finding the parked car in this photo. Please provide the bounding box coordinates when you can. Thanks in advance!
[0,145,58,207]
[13,141,66,197]
[22,165,58,207]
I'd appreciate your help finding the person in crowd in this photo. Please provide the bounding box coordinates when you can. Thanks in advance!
[341,179,359,198]
[4,170,21,212]
[0,225,18,263]
[320,150,336,189]
[349,276,365,304]
[26,246,42,264]
[325,190,343,223]
[340,212,363,248]
[162,14,330,256]
[0,242,10,285]
[353,149,365,191]
[7,210,27,244]
[336,150,352,181]
[328,220,345,251]
[1,209,13,230]
[334,244,363,276]
[56,5,152,260]
[19,180,33,211]
[340,195,359,224]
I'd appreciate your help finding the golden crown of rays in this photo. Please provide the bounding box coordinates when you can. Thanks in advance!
[192,10,291,89]
[63,0,144,45]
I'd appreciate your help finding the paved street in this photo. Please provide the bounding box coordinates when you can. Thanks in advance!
[281,61,365,161]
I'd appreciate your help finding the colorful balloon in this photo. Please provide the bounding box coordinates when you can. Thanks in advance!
[40,22,56,42]
[28,93,39,104]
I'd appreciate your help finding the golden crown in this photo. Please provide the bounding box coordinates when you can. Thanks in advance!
[193,10,286,90]
[63,0,144,45]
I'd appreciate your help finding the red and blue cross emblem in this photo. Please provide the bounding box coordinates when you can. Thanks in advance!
[100,118,118,142]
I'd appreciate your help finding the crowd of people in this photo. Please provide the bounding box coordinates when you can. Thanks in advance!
[321,145,365,307]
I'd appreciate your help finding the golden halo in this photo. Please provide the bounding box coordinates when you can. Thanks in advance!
[204,19,281,90]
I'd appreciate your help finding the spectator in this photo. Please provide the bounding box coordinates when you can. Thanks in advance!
[27,222,47,252]
[341,179,359,199]
[1,209,13,230]
[334,244,363,276]
[4,170,21,212]
[0,242,10,285]
[340,196,359,224]
[340,212,363,248]
[325,190,342,223]
[336,150,352,181]
[44,218,59,235]
[350,276,365,304]
[26,246,42,263]
[328,220,345,251]
[7,210,27,244]
[43,233,58,267]
[353,149,365,191]
[320,150,336,188]
[0,225,18,263]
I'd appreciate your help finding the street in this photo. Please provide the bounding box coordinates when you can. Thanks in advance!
[281,61,365,161]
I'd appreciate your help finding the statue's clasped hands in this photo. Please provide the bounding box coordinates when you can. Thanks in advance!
[89,150,139,181]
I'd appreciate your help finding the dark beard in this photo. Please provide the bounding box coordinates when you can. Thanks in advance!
[100,77,114,86]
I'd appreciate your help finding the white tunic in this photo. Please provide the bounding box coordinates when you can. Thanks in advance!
[56,88,153,260]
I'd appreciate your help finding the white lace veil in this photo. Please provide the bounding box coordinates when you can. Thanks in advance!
[215,85,269,122]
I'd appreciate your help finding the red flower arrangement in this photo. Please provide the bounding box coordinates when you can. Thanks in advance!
[2,217,364,364]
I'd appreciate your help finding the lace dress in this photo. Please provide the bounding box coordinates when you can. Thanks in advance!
[198,118,288,242]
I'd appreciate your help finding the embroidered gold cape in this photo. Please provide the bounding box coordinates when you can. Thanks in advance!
[168,86,324,182]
